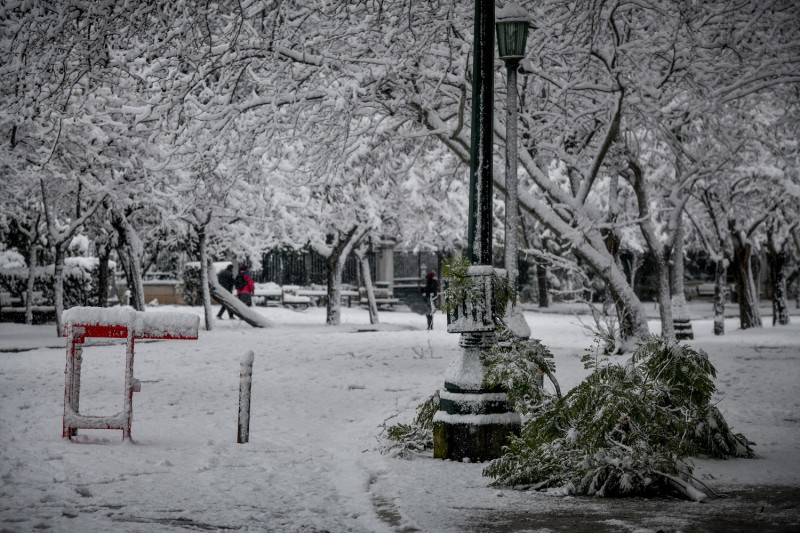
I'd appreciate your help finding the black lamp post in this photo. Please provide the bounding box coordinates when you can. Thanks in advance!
[433,0,520,462]
[496,4,530,307]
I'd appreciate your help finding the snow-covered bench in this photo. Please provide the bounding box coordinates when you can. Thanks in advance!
[695,283,716,297]
[253,282,283,307]
[281,286,312,309]
[253,284,358,308]
[359,282,400,309]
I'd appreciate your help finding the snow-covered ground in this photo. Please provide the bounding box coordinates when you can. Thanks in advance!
[1,303,798,532]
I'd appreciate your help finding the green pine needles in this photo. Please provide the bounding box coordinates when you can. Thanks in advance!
[383,268,754,500]
[441,256,513,317]
[481,325,563,418]
[381,391,439,458]
[483,336,754,499]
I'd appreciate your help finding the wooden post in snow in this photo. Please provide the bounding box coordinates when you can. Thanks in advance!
[237,351,255,444]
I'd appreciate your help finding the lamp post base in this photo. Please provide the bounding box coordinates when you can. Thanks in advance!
[432,331,520,461]
[433,418,520,462]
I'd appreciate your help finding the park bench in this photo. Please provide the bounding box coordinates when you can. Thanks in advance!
[359,281,401,309]
[253,282,283,307]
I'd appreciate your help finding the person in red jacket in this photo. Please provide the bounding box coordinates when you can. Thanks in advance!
[234,264,255,307]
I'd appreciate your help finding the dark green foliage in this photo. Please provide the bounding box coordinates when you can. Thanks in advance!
[481,324,561,418]
[181,263,203,306]
[483,336,754,497]
[441,256,480,314]
[441,256,512,317]
[0,262,96,308]
[0,266,53,304]
[382,391,439,458]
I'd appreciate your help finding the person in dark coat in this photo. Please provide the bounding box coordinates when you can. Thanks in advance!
[420,271,439,330]
[216,264,235,319]
[235,264,255,307]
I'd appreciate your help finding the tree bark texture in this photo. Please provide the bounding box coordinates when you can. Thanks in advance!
[325,226,366,326]
[97,243,111,307]
[536,262,549,308]
[626,160,674,340]
[53,245,65,337]
[112,210,146,312]
[766,235,790,326]
[730,228,762,329]
[198,226,214,331]
[24,243,38,325]
[713,259,727,336]
[357,250,379,325]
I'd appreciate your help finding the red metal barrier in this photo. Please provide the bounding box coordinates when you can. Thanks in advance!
[62,307,199,441]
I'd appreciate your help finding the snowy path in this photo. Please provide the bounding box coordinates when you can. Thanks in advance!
[1,306,799,532]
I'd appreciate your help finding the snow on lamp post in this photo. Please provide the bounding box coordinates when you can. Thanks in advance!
[497,4,530,330]
[432,0,520,462]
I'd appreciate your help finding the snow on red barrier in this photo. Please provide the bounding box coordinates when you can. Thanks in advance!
[62,307,199,441]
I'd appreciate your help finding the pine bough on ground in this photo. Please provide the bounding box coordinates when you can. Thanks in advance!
[384,331,754,501]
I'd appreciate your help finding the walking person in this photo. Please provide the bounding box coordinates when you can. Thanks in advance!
[235,264,255,307]
[420,271,439,331]
[216,264,236,319]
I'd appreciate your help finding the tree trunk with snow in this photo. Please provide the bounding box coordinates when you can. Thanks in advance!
[323,227,366,326]
[112,210,146,311]
[24,242,38,325]
[766,232,790,326]
[53,245,66,337]
[600,172,641,342]
[752,252,763,304]
[326,257,345,326]
[730,227,762,329]
[536,262,549,308]
[626,160,674,340]
[713,259,727,336]
[198,226,214,331]
[653,252,675,340]
[356,247,379,325]
[96,243,111,307]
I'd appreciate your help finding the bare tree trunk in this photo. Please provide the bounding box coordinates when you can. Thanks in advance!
[112,210,146,311]
[713,259,727,335]
[324,227,366,326]
[626,160,674,340]
[731,228,762,329]
[96,243,111,307]
[198,226,214,331]
[24,243,39,325]
[53,245,66,337]
[326,257,345,326]
[653,252,675,339]
[626,252,642,289]
[536,262,549,308]
[752,252,763,303]
[356,248,379,325]
[766,232,790,326]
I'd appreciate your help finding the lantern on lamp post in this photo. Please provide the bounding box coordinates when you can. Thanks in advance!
[496,5,530,317]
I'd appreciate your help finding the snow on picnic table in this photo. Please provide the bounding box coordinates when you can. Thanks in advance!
[0,304,798,532]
